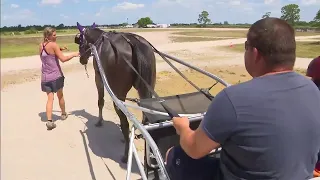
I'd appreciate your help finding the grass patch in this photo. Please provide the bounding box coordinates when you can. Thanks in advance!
[0,35,78,58]
[295,31,320,36]
[218,41,320,58]
[170,36,232,42]
[0,28,181,58]
[172,30,247,38]
[172,30,320,38]
[0,28,178,38]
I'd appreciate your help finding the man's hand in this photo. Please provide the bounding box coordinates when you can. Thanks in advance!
[172,117,190,135]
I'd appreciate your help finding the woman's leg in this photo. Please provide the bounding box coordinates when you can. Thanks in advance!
[57,88,68,120]
[46,92,56,130]
[46,92,54,120]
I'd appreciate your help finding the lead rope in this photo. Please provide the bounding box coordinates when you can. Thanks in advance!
[84,64,89,78]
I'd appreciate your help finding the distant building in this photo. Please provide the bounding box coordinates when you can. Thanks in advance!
[125,24,133,28]
[146,24,157,28]
[156,24,170,28]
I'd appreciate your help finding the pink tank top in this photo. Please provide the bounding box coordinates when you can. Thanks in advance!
[40,42,63,82]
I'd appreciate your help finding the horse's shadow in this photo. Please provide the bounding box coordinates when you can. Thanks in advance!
[39,109,141,178]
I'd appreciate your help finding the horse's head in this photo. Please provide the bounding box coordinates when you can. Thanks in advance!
[75,22,97,65]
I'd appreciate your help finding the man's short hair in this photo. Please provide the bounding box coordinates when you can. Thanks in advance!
[247,17,296,69]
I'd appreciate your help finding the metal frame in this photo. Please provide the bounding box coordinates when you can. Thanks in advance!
[88,43,230,180]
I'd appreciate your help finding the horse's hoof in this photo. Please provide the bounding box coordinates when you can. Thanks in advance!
[121,156,128,164]
[95,121,103,127]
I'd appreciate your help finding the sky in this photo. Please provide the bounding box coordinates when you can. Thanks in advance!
[1,0,319,27]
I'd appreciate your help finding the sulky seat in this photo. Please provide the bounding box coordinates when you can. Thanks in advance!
[136,90,222,179]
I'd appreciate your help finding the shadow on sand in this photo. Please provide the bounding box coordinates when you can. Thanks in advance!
[38,109,141,179]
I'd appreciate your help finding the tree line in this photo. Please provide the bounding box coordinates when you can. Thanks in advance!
[0,3,319,34]
[197,4,319,28]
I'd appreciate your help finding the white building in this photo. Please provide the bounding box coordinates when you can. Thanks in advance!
[146,24,157,28]
[156,24,170,28]
[125,24,133,28]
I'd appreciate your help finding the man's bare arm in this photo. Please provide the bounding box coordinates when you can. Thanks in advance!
[179,125,220,159]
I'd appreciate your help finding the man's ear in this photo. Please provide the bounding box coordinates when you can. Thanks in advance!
[253,47,262,64]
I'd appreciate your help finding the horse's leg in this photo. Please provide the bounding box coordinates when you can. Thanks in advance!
[112,99,130,163]
[95,71,105,127]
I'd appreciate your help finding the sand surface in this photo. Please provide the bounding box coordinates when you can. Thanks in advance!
[1,28,319,180]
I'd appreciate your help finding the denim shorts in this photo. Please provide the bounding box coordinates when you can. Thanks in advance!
[41,76,65,93]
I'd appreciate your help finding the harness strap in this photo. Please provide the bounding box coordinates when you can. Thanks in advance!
[107,34,180,118]
[125,32,213,101]
[84,31,213,117]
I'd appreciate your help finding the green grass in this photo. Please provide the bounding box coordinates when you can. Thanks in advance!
[170,36,232,42]
[0,28,179,38]
[295,31,320,36]
[218,41,320,58]
[172,30,320,38]
[1,28,319,59]
[0,35,78,58]
[172,30,248,38]
[0,29,79,38]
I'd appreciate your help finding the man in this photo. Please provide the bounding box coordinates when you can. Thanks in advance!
[165,17,320,180]
[307,56,320,90]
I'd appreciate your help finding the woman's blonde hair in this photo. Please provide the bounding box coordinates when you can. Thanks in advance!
[43,27,56,42]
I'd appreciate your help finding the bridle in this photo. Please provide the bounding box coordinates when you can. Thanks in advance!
[74,28,108,78]
[74,28,106,58]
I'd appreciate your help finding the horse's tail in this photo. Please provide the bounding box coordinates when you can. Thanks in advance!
[131,37,156,100]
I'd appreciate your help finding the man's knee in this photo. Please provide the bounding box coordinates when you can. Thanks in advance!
[164,145,221,180]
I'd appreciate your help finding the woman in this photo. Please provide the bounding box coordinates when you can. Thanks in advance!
[39,27,79,130]
[306,56,320,177]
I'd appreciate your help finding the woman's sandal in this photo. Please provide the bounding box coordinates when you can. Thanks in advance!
[61,113,68,120]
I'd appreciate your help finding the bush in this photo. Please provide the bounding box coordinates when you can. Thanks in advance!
[24,27,38,34]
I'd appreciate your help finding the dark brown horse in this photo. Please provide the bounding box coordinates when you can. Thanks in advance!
[75,22,156,163]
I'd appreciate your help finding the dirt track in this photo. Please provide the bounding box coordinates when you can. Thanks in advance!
[1,29,320,180]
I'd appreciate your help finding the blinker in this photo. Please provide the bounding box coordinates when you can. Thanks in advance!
[74,33,81,44]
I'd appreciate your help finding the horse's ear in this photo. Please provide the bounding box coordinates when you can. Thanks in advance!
[77,22,84,32]
[91,22,96,28]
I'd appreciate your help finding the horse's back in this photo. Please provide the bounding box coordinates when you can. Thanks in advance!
[95,32,156,96]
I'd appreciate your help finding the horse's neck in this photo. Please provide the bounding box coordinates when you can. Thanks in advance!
[88,29,104,43]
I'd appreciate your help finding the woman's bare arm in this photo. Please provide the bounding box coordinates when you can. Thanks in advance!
[52,42,78,62]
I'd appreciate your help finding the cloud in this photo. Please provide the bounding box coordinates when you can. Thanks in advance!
[10,4,19,8]
[264,0,274,4]
[60,14,69,18]
[40,0,63,5]
[95,6,105,16]
[229,0,241,5]
[2,9,34,21]
[88,0,110,2]
[112,2,145,10]
[301,0,320,5]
